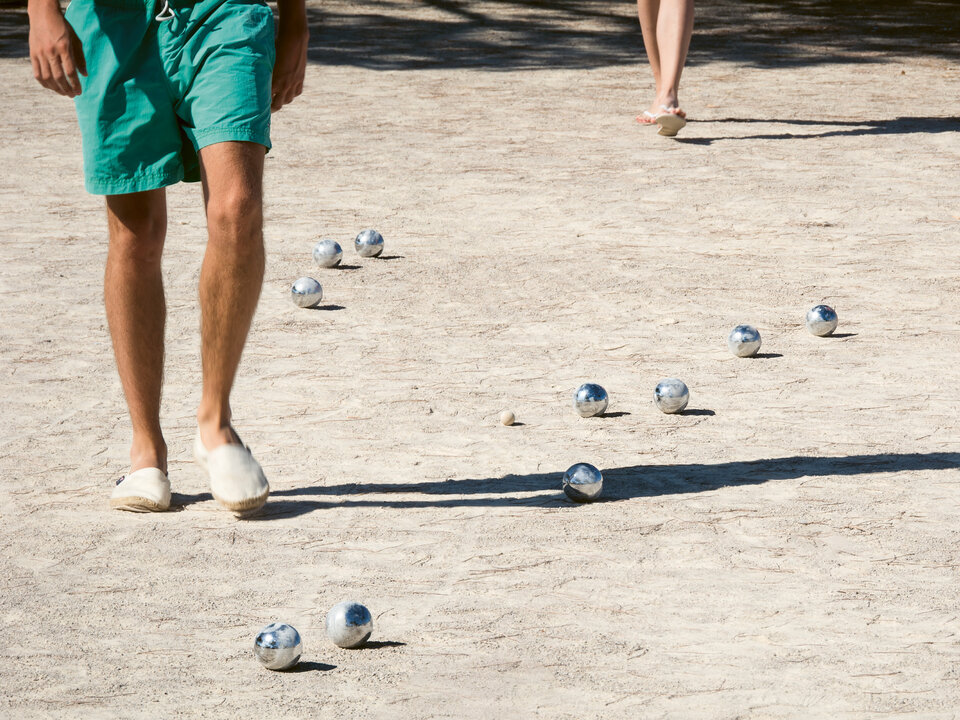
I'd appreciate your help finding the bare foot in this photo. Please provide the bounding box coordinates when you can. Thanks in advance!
[637,107,659,125]
[656,91,687,118]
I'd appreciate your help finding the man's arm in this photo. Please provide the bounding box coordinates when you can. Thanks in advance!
[272,0,308,112]
[28,0,86,97]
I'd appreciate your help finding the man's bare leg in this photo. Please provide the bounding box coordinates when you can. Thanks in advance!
[195,141,266,451]
[637,0,694,122]
[104,189,168,474]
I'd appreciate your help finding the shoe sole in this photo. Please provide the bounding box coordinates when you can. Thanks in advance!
[110,497,169,512]
[657,114,686,137]
[212,489,270,518]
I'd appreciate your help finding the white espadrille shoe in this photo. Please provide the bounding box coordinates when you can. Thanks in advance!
[110,467,171,512]
[194,429,269,516]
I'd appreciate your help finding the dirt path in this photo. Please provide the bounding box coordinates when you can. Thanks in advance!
[2,1,960,717]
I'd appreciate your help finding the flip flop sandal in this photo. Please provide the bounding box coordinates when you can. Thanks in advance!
[638,110,658,125]
[656,106,687,137]
[110,467,171,512]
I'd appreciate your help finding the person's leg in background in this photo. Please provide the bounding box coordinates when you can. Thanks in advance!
[636,0,694,130]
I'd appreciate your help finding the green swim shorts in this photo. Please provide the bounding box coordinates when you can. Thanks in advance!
[65,0,275,195]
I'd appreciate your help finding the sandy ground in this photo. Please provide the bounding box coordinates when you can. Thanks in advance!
[2,0,960,717]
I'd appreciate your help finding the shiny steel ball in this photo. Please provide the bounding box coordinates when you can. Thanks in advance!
[728,324,762,357]
[355,229,384,258]
[312,239,343,268]
[806,304,838,336]
[562,463,603,502]
[654,378,689,414]
[253,622,302,671]
[573,383,608,417]
[326,601,373,649]
[291,277,323,308]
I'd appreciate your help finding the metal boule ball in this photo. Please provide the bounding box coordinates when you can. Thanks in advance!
[326,601,373,649]
[253,622,302,671]
[728,324,762,357]
[654,378,689,414]
[806,304,838,336]
[291,277,323,308]
[573,383,608,417]
[313,239,343,268]
[562,463,603,502]
[355,229,384,258]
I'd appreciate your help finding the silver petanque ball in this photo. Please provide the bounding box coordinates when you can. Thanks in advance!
[728,324,762,357]
[562,463,603,502]
[254,622,302,671]
[290,277,323,308]
[573,383,608,417]
[654,378,689,414]
[312,239,343,268]
[326,601,373,649]
[806,304,838,336]
[355,229,384,258]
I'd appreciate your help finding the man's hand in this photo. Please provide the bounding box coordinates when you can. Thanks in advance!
[28,0,86,97]
[272,0,308,112]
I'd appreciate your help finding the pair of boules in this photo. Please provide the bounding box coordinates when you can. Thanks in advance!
[311,229,385,268]
[575,380,689,415]
[253,601,374,671]
[728,305,839,357]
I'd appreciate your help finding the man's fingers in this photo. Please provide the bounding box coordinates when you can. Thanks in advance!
[59,50,81,96]
[41,52,69,95]
[36,55,57,91]
[48,55,73,96]
[277,76,305,110]
[271,83,297,112]
[30,53,43,87]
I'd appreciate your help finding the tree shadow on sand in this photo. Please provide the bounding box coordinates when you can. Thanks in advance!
[300,0,960,71]
[3,0,959,67]
[242,451,959,519]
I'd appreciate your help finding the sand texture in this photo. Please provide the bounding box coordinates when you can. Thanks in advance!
[2,0,960,717]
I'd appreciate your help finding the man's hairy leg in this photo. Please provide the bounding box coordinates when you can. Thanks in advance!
[196,141,266,451]
[105,189,168,474]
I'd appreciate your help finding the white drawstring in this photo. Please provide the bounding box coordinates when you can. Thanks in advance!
[155,0,175,21]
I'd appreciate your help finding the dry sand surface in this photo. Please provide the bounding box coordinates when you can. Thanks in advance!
[2,0,960,717]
